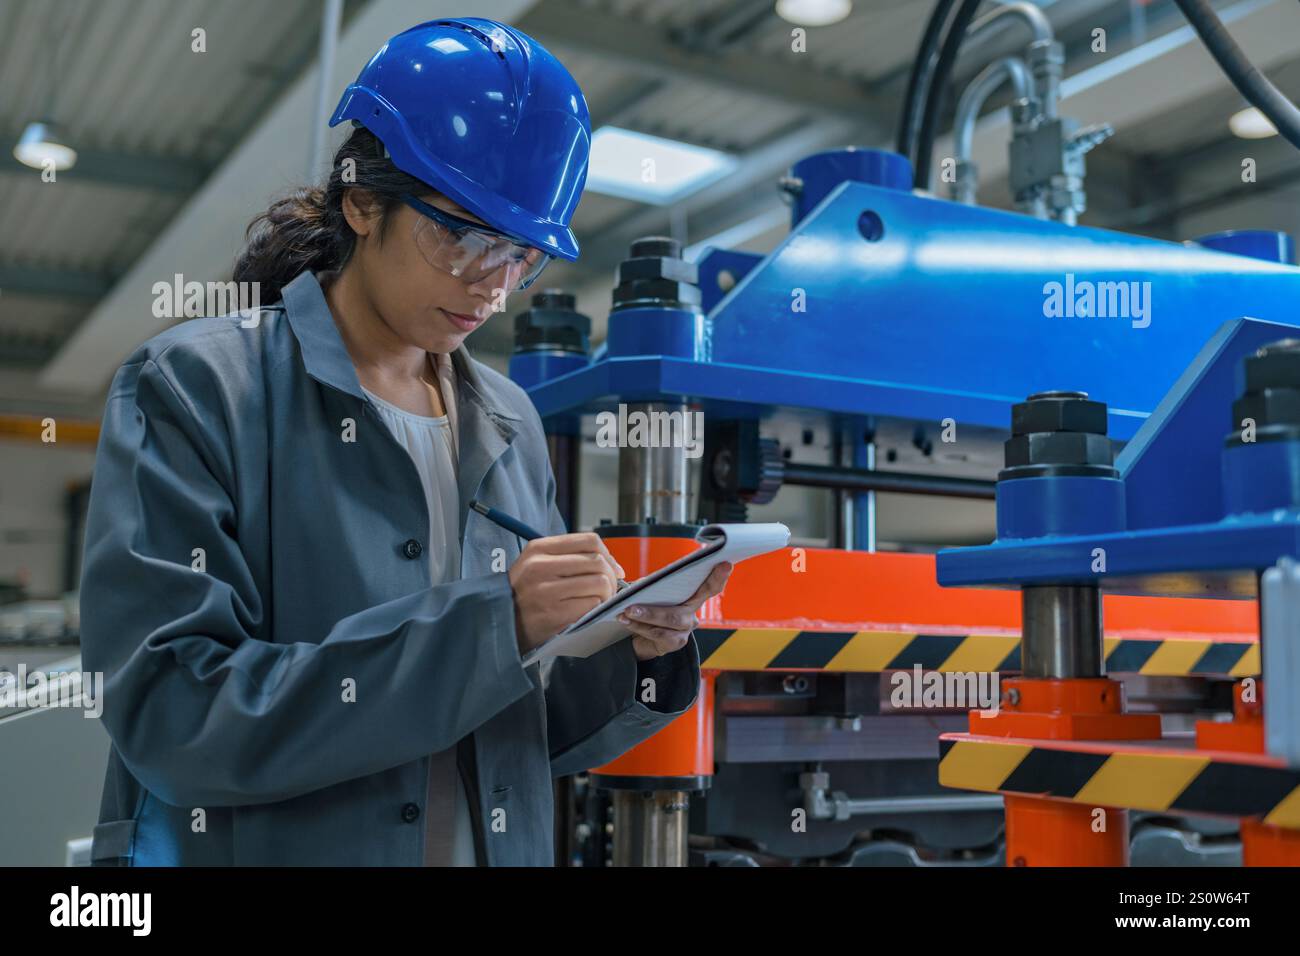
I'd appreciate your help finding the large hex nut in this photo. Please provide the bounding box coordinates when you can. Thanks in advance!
[612,278,702,307]
[1232,388,1300,429]
[1004,431,1114,468]
[1011,394,1108,436]
[617,257,699,284]
[1244,339,1300,392]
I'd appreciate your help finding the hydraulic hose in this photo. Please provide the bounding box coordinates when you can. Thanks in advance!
[914,0,984,189]
[1174,0,1300,151]
[897,0,959,164]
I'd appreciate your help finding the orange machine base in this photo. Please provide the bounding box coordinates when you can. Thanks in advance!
[1197,681,1300,866]
[973,677,1158,867]
[972,677,1163,742]
[1004,795,1130,866]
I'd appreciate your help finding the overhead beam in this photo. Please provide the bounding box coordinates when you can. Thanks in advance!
[585,77,669,129]
[0,341,60,368]
[0,264,112,300]
[517,0,892,123]
[1113,131,1300,227]
[1161,163,1300,225]
[673,0,777,53]
[1,145,209,193]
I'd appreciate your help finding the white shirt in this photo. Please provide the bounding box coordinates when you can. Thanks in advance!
[362,387,462,584]
[362,354,476,866]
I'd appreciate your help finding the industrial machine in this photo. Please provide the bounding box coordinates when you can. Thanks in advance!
[511,198,1293,866]
[512,204,1300,867]
[506,0,1300,867]
[935,330,1300,866]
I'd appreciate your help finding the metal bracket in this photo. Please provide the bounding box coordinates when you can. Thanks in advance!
[1263,557,1300,767]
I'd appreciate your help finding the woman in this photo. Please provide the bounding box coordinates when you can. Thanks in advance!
[80,17,729,867]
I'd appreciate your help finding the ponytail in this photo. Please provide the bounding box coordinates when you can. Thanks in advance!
[233,127,432,303]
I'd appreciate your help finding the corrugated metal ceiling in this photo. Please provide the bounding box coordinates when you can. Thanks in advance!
[0,0,343,365]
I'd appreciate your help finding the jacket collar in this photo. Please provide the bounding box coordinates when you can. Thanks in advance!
[280,269,522,422]
[280,270,524,547]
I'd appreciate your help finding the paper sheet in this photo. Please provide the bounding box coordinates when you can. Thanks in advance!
[522,522,790,665]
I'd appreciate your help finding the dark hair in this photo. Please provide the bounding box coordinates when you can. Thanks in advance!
[233,127,431,303]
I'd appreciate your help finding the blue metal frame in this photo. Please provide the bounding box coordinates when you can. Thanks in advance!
[698,249,763,314]
[524,181,1300,443]
[936,318,1300,598]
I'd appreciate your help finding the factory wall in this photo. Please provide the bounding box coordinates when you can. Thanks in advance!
[0,440,94,599]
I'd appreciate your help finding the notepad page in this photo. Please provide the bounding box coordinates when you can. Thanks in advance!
[522,522,790,664]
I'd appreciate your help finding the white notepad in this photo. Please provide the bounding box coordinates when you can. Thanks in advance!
[522,522,791,665]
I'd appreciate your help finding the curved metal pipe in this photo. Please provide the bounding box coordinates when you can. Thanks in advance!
[967,3,1059,122]
[967,1,1053,45]
[954,56,1032,165]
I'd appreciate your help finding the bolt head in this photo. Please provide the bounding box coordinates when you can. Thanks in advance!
[1004,431,1114,468]
[1245,339,1300,392]
[1233,388,1300,429]
[1012,392,1108,436]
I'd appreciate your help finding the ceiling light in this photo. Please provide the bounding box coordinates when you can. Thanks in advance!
[586,126,736,205]
[13,121,77,171]
[775,0,852,27]
[1229,106,1277,139]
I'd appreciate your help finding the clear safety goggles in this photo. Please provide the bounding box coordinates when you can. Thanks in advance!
[400,194,551,292]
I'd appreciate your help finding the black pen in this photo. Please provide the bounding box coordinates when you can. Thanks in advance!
[468,499,629,589]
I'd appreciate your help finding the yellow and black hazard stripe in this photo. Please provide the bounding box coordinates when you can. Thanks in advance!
[938,735,1300,829]
[694,628,1259,677]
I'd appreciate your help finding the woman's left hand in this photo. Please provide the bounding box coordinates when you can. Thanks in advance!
[618,562,732,662]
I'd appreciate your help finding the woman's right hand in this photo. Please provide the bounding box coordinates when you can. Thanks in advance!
[508,532,625,653]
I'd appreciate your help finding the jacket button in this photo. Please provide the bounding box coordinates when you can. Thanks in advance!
[402,539,423,559]
[401,802,420,823]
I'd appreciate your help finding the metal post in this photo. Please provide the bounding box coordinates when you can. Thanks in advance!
[308,0,344,178]
[835,422,876,552]
[617,402,691,524]
[611,791,689,866]
[610,408,694,866]
[829,429,847,549]
[1020,585,1104,679]
[546,432,581,533]
[856,428,877,553]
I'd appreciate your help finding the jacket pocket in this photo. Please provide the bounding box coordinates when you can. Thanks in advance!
[89,819,137,866]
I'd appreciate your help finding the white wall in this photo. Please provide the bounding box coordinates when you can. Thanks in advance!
[0,439,95,598]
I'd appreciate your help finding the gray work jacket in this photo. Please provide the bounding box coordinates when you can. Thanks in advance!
[79,269,701,866]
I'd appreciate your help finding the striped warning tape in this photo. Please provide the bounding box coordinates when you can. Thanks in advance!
[938,734,1300,829]
[694,628,1259,676]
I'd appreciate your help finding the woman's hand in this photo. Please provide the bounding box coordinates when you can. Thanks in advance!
[509,532,624,653]
[619,562,732,662]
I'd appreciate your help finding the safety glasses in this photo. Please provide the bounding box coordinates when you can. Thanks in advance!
[399,194,551,291]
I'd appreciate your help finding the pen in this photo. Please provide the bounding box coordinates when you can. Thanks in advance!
[468,499,629,589]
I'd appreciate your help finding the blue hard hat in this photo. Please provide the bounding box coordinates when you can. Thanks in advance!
[329,18,590,261]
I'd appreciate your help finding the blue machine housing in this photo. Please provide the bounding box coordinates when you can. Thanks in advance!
[787,148,912,227]
[517,149,1300,562]
[523,171,1300,445]
[936,318,1300,599]
[1195,229,1296,265]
